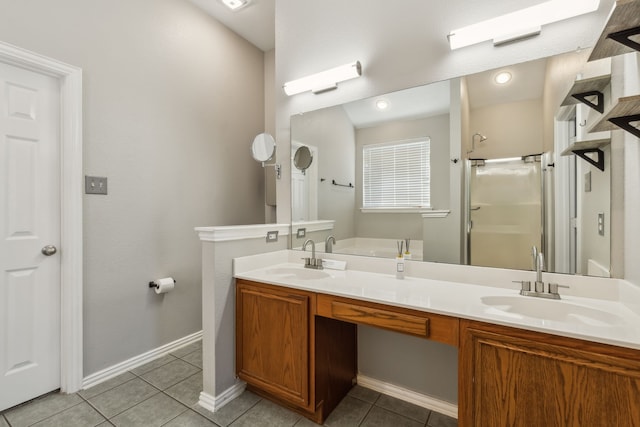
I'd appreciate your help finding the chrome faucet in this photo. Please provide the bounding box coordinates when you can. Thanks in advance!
[513,247,569,299]
[325,235,336,253]
[302,239,323,269]
[535,251,545,292]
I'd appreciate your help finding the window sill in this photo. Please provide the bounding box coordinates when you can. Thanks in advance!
[360,207,433,214]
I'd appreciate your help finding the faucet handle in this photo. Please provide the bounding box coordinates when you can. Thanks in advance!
[512,280,531,292]
[548,283,569,294]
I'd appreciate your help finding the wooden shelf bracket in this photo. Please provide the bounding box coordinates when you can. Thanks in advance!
[574,148,605,171]
[607,25,640,53]
[561,138,610,172]
[608,113,640,139]
[572,90,605,113]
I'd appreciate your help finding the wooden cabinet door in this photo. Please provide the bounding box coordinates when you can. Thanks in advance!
[236,280,312,409]
[460,320,640,427]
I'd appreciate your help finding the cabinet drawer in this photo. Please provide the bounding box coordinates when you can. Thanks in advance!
[317,294,459,346]
[330,301,429,337]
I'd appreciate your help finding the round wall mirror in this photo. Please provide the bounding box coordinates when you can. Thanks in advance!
[251,133,276,163]
[293,146,313,171]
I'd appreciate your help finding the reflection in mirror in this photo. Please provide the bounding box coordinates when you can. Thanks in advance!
[291,50,617,277]
[293,145,313,172]
[251,132,276,163]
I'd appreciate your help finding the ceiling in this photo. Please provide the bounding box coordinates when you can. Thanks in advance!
[188,1,602,127]
[337,57,547,129]
[189,0,275,51]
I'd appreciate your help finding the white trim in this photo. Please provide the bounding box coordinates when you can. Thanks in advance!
[421,210,451,218]
[198,381,246,413]
[361,208,433,214]
[82,331,203,390]
[291,220,335,233]
[356,374,458,420]
[0,41,83,394]
[196,223,290,242]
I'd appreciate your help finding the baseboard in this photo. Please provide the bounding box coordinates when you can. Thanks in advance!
[356,374,458,419]
[82,330,203,390]
[198,381,246,413]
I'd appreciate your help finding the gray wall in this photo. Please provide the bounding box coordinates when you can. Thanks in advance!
[0,0,267,376]
[355,114,450,240]
[291,106,356,240]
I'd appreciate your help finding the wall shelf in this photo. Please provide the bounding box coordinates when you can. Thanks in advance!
[590,95,640,139]
[560,75,610,113]
[589,0,640,62]
[561,138,611,171]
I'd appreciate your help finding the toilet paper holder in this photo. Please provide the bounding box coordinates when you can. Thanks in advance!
[148,278,176,289]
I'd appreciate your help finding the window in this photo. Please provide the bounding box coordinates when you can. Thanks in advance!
[362,138,431,209]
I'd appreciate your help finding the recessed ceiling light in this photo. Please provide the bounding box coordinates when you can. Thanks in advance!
[375,99,389,110]
[221,0,248,11]
[494,71,512,84]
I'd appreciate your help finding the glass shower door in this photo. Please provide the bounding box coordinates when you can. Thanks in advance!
[468,157,542,270]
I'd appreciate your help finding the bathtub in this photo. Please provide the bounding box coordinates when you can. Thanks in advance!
[331,237,423,260]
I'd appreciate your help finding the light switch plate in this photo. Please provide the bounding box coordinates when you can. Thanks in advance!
[584,171,591,192]
[85,176,108,195]
[296,228,306,238]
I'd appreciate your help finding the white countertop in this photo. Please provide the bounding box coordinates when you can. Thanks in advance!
[234,250,640,351]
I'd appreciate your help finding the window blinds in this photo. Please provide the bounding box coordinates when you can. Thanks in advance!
[362,138,431,208]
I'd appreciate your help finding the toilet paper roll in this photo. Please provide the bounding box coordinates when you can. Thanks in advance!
[153,277,175,294]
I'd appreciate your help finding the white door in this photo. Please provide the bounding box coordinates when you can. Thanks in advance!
[0,61,61,411]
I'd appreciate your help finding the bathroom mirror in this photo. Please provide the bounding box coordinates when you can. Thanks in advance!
[291,50,618,277]
[293,145,313,171]
[252,132,276,163]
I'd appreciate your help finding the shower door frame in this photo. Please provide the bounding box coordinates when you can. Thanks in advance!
[465,155,547,270]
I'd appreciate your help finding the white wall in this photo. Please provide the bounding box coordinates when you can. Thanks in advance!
[622,53,640,284]
[0,0,267,376]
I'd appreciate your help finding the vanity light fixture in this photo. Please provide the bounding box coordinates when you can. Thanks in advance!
[221,0,248,11]
[494,71,512,84]
[283,61,362,96]
[447,0,600,50]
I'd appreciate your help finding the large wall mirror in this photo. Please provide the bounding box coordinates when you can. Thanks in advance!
[291,49,621,277]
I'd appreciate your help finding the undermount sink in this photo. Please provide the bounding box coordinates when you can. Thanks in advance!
[481,295,624,327]
[265,267,330,280]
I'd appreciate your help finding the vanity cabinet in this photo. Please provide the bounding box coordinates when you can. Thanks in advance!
[459,320,640,427]
[236,279,313,409]
[235,279,356,423]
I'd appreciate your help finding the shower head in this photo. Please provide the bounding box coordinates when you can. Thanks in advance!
[474,133,487,142]
[468,133,487,154]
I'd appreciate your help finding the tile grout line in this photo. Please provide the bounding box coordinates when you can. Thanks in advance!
[155,402,191,427]
[75,391,110,425]
[356,401,376,427]
[222,395,263,427]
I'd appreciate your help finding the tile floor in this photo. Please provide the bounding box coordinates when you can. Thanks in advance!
[0,341,457,427]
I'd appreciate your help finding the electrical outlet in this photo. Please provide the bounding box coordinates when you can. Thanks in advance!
[296,228,306,238]
[598,213,605,236]
[266,230,279,243]
[85,176,108,195]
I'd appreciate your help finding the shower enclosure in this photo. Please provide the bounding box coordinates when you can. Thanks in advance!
[466,154,553,271]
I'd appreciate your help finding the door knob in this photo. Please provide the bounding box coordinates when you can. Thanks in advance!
[41,245,57,256]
